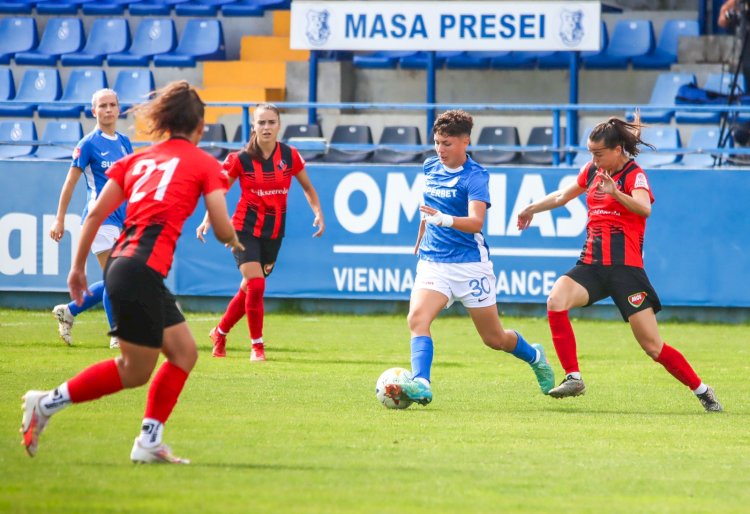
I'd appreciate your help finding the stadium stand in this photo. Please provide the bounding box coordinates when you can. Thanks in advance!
[0,120,36,158]
[38,68,107,118]
[521,126,565,165]
[282,123,322,161]
[353,51,418,69]
[680,126,725,168]
[33,120,83,160]
[632,19,699,69]
[82,0,136,16]
[323,125,373,163]
[14,17,84,66]
[0,69,61,117]
[0,67,15,102]
[635,72,697,123]
[153,19,225,67]
[61,18,131,66]
[0,17,37,64]
[675,72,746,124]
[0,0,33,14]
[113,68,154,113]
[584,19,654,69]
[636,126,682,167]
[175,0,236,17]
[35,1,96,15]
[471,126,521,165]
[399,51,462,69]
[232,122,251,144]
[107,18,176,66]
[220,0,265,17]
[572,127,594,167]
[371,125,423,164]
[201,122,228,160]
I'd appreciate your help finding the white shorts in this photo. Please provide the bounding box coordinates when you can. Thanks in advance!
[413,260,497,309]
[91,224,120,255]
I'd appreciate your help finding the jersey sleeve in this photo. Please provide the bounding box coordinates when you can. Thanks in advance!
[71,139,90,170]
[121,135,134,155]
[105,157,128,191]
[203,159,230,195]
[576,163,591,188]
[625,167,655,203]
[466,169,491,207]
[290,146,305,175]
[223,152,241,179]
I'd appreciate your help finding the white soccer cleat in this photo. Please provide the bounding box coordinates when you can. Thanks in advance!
[130,438,190,464]
[109,337,120,349]
[20,390,51,457]
[52,304,74,345]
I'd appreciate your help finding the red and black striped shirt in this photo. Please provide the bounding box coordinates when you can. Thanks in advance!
[577,160,655,267]
[107,138,228,276]
[224,142,305,239]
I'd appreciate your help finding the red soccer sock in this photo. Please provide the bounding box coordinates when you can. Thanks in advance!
[218,287,247,334]
[144,361,189,424]
[655,343,701,390]
[67,359,124,404]
[547,310,580,375]
[246,277,265,340]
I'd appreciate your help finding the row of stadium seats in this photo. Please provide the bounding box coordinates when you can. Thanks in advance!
[0,17,224,67]
[0,67,154,117]
[0,119,731,168]
[353,19,699,70]
[0,0,289,16]
[636,71,747,124]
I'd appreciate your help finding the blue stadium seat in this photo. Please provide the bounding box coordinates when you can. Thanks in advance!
[632,72,696,124]
[371,125,423,164]
[637,126,681,167]
[0,120,37,159]
[579,21,609,62]
[680,126,726,168]
[489,52,537,69]
[572,127,594,167]
[35,1,96,15]
[107,18,176,66]
[34,120,83,160]
[444,52,492,69]
[61,18,130,66]
[0,17,38,64]
[324,125,373,163]
[675,73,746,124]
[14,17,83,66]
[200,122,228,160]
[632,19,699,69]
[399,51,460,69]
[38,68,107,118]
[83,0,136,15]
[221,0,264,16]
[0,69,61,117]
[0,67,15,101]
[353,51,417,69]
[537,51,574,69]
[113,68,154,113]
[153,19,224,67]
[175,0,234,16]
[471,126,521,165]
[282,123,322,161]
[0,0,33,14]
[521,126,566,165]
[237,0,288,10]
[585,19,654,69]
[130,0,193,15]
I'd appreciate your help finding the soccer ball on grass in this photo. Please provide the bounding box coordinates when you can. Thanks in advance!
[375,367,413,409]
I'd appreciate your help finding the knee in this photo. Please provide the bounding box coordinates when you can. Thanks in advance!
[481,330,516,352]
[407,310,430,333]
[642,340,663,360]
[117,359,153,388]
[172,346,198,373]
[547,293,566,313]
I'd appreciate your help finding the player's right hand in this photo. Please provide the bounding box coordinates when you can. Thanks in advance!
[49,219,65,242]
[196,221,211,243]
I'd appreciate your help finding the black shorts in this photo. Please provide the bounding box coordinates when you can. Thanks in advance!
[104,257,185,348]
[565,263,662,322]
[232,232,283,276]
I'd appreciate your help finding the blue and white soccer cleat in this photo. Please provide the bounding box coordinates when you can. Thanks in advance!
[530,343,556,395]
[386,375,433,406]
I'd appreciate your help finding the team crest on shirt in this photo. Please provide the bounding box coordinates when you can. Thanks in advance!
[72,147,80,159]
[306,9,331,47]
[628,292,647,308]
[559,9,584,47]
[277,159,288,170]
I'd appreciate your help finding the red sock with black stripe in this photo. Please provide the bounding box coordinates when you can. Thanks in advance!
[218,287,246,334]
[548,310,580,375]
[144,361,189,423]
[67,359,124,403]
[655,343,701,389]
[246,277,265,340]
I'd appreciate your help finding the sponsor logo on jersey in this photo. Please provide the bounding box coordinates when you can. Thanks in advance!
[628,291,647,308]
[634,172,649,190]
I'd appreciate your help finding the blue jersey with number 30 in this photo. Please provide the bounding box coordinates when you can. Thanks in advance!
[418,155,491,263]
[71,128,133,228]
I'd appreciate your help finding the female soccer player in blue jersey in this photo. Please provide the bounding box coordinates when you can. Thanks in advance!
[49,89,133,349]
[386,109,555,406]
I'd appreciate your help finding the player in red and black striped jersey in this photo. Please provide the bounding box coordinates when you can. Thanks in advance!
[197,103,324,361]
[20,81,245,463]
[517,115,722,412]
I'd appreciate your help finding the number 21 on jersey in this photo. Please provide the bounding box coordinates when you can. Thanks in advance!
[129,157,180,203]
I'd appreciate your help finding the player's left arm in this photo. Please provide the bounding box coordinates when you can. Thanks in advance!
[420,200,486,233]
[294,169,325,237]
[596,170,652,217]
[68,179,126,305]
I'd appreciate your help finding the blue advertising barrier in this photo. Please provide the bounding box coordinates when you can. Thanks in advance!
[1,160,749,307]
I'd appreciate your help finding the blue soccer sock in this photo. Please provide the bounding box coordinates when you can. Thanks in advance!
[510,331,539,364]
[68,280,105,317]
[102,286,114,330]
[410,335,434,383]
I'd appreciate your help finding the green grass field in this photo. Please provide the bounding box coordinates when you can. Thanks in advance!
[0,308,748,514]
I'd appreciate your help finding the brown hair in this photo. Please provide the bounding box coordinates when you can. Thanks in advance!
[432,109,473,137]
[245,103,281,160]
[588,113,655,157]
[131,80,204,139]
